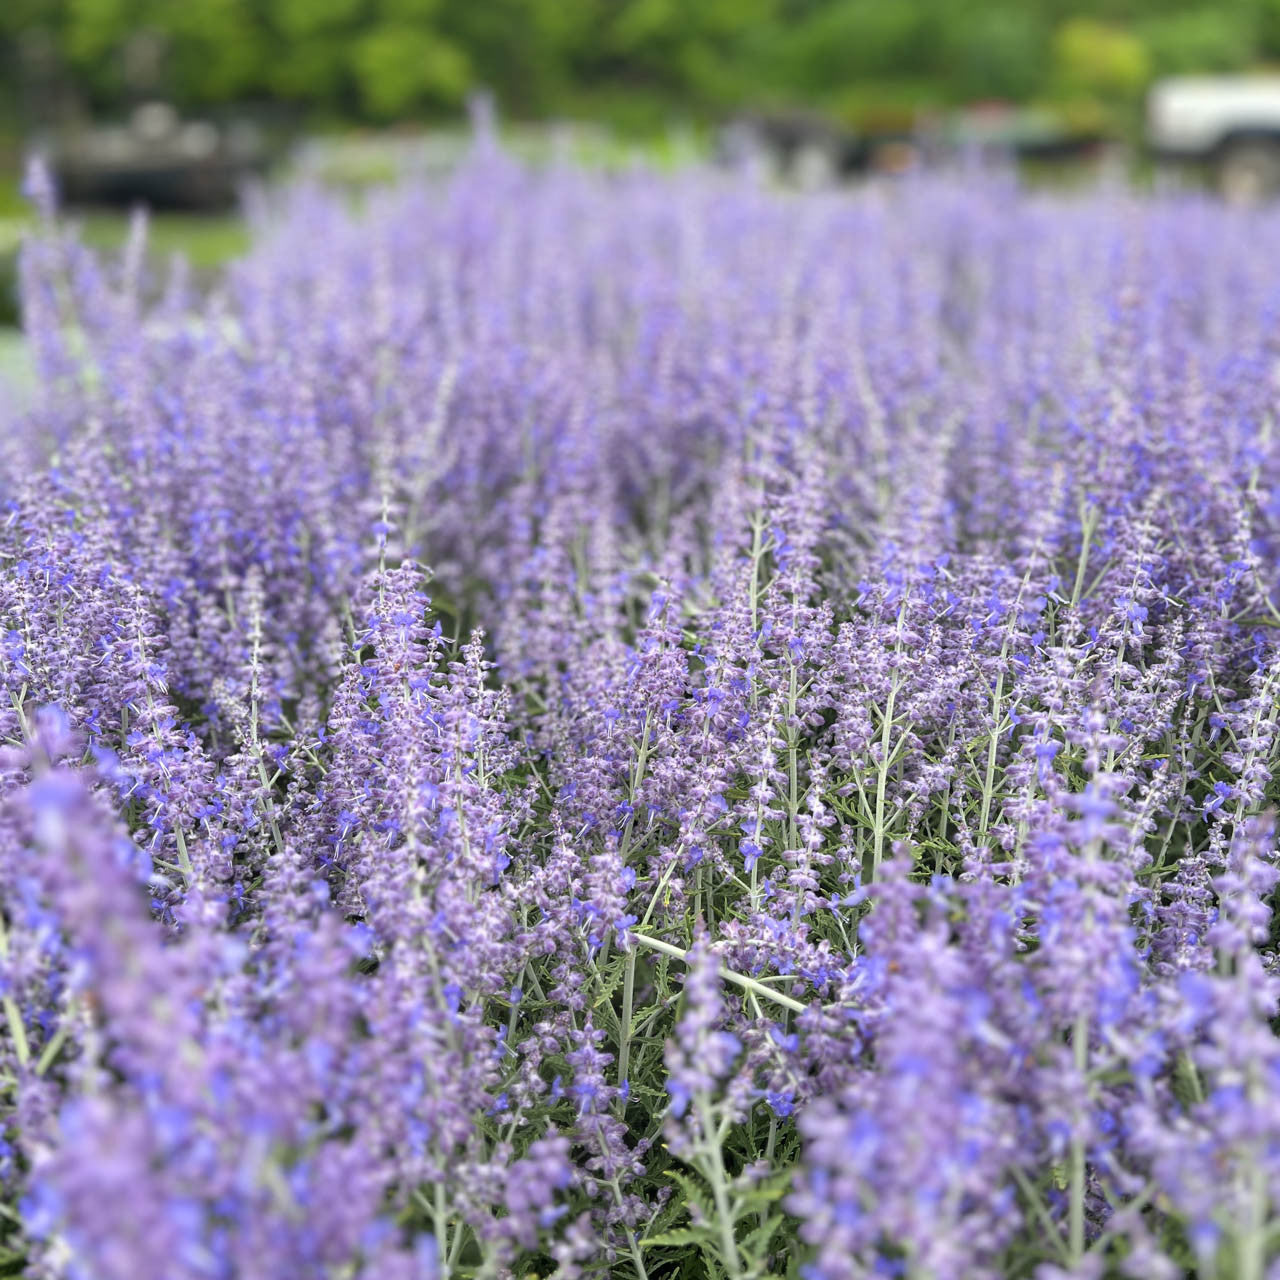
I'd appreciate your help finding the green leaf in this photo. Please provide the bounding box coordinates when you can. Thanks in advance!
[665,1168,717,1226]
[740,1212,785,1255]
[642,1227,712,1249]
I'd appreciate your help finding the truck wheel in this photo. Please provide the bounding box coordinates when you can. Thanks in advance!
[1217,139,1280,204]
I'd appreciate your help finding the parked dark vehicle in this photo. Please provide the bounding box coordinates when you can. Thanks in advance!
[39,102,268,210]
[715,110,870,185]
[925,102,1105,164]
[718,102,1105,188]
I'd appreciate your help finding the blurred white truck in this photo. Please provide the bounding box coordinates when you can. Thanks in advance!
[1147,76,1280,201]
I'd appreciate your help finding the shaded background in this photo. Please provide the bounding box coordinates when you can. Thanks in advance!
[3,0,1278,140]
[0,0,1276,352]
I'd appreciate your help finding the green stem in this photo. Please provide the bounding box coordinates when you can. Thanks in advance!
[604,1164,650,1280]
[617,948,637,1089]
[1010,1166,1070,1262]
[1239,1160,1267,1280]
[1070,499,1097,609]
[2,997,29,1067]
[435,1181,451,1279]
[630,933,807,1014]
[698,1095,745,1280]
[871,676,899,880]
[0,918,29,1067]
[35,1022,69,1076]
[977,670,1005,846]
[1069,1011,1088,1264]
[174,826,194,887]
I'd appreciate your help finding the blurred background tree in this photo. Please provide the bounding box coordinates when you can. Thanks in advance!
[0,0,1276,335]
[2,0,1280,133]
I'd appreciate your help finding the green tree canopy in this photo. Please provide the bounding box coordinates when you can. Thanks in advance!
[4,0,1280,129]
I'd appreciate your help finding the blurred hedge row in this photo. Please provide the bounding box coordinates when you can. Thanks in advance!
[4,1,1280,131]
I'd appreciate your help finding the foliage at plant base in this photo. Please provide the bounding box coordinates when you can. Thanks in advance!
[5,142,1280,1279]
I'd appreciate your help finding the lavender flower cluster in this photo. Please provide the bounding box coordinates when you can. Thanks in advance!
[4,142,1280,1280]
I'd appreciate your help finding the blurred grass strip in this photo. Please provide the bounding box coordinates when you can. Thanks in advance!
[0,177,250,328]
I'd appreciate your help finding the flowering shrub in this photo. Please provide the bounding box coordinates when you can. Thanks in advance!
[4,144,1280,1279]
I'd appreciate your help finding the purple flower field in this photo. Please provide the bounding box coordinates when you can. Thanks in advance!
[4,141,1280,1279]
